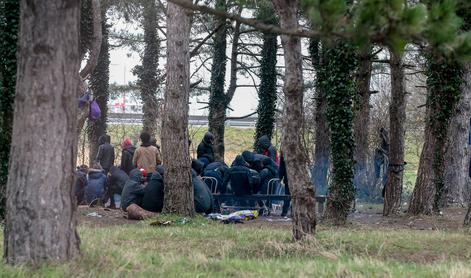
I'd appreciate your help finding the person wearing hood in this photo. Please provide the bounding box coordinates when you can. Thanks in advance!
[142,166,165,213]
[223,155,254,195]
[241,150,271,173]
[133,132,162,174]
[256,135,278,165]
[259,157,279,194]
[74,165,88,206]
[120,168,146,211]
[85,163,108,205]
[105,166,128,209]
[96,134,115,174]
[191,160,214,213]
[120,138,136,175]
[197,132,215,167]
[202,161,229,193]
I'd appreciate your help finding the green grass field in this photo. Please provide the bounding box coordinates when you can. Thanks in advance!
[1,216,470,277]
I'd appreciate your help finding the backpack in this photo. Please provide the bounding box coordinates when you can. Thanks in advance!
[89,100,101,122]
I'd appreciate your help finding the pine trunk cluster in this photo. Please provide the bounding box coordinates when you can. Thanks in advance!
[273,0,317,240]
[161,0,195,216]
[383,50,406,216]
[4,0,81,264]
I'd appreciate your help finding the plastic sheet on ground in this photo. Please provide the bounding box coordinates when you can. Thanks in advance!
[207,210,259,224]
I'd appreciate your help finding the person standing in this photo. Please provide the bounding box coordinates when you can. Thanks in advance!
[197,132,215,166]
[120,138,136,174]
[96,134,115,174]
[132,132,162,174]
[256,135,278,164]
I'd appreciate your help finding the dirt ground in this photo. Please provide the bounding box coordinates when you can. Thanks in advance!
[77,204,470,230]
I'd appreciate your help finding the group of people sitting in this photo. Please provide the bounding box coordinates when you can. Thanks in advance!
[197,132,290,217]
[73,130,291,219]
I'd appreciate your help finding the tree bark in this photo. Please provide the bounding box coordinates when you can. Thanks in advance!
[444,61,471,205]
[161,0,194,216]
[353,47,373,198]
[311,40,330,196]
[88,7,110,165]
[465,204,471,226]
[409,56,462,215]
[208,0,228,162]
[135,0,161,137]
[273,0,316,241]
[383,50,406,216]
[0,0,19,218]
[4,0,80,264]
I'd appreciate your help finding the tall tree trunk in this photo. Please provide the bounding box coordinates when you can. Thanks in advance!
[208,0,228,161]
[135,0,160,137]
[409,55,463,215]
[162,0,194,216]
[383,50,406,216]
[323,42,358,225]
[88,7,110,165]
[444,61,471,205]
[311,39,330,196]
[353,47,373,198]
[0,0,19,219]
[254,2,278,147]
[273,0,316,241]
[4,0,80,264]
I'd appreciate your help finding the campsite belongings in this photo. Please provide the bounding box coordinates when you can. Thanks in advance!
[207,210,259,224]
[149,217,192,226]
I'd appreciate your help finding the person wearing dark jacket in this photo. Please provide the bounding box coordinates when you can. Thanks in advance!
[74,165,88,206]
[203,161,229,193]
[223,155,253,195]
[192,168,213,213]
[279,153,290,217]
[96,134,115,174]
[105,166,128,209]
[85,163,108,204]
[259,157,279,195]
[142,168,165,213]
[241,150,271,172]
[256,135,278,165]
[120,138,136,175]
[120,168,146,211]
[197,132,215,166]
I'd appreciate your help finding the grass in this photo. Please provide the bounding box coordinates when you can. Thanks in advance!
[1,217,470,277]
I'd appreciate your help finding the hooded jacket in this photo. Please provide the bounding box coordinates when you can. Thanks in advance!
[259,157,279,194]
[193,169,213,213]
[120,169,146,210]
[203,161,228,193]
[256,135,278,164]
[241,151,270,172]
[120,144,136,174]
[108,166,128,195]
[142,171,165,213]
[223,155,253,195]
[74,169,88,205]
[85,168,107,203]
[197,132,215,164]
[96,135,115,172]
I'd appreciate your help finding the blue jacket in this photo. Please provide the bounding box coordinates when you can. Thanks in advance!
[85,169,107,203]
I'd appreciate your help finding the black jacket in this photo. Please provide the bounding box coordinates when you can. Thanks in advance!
[74,170,88,205]
[120,145,136,174]
[197,133,215,163]
[142,171,164,213]
[223,155,253,195]
[192,169,213,213]
[108,166,128,195]
[120,169,145,211]
[96,143,115,171]
[257,135,277,163]
[241,151,271,172]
